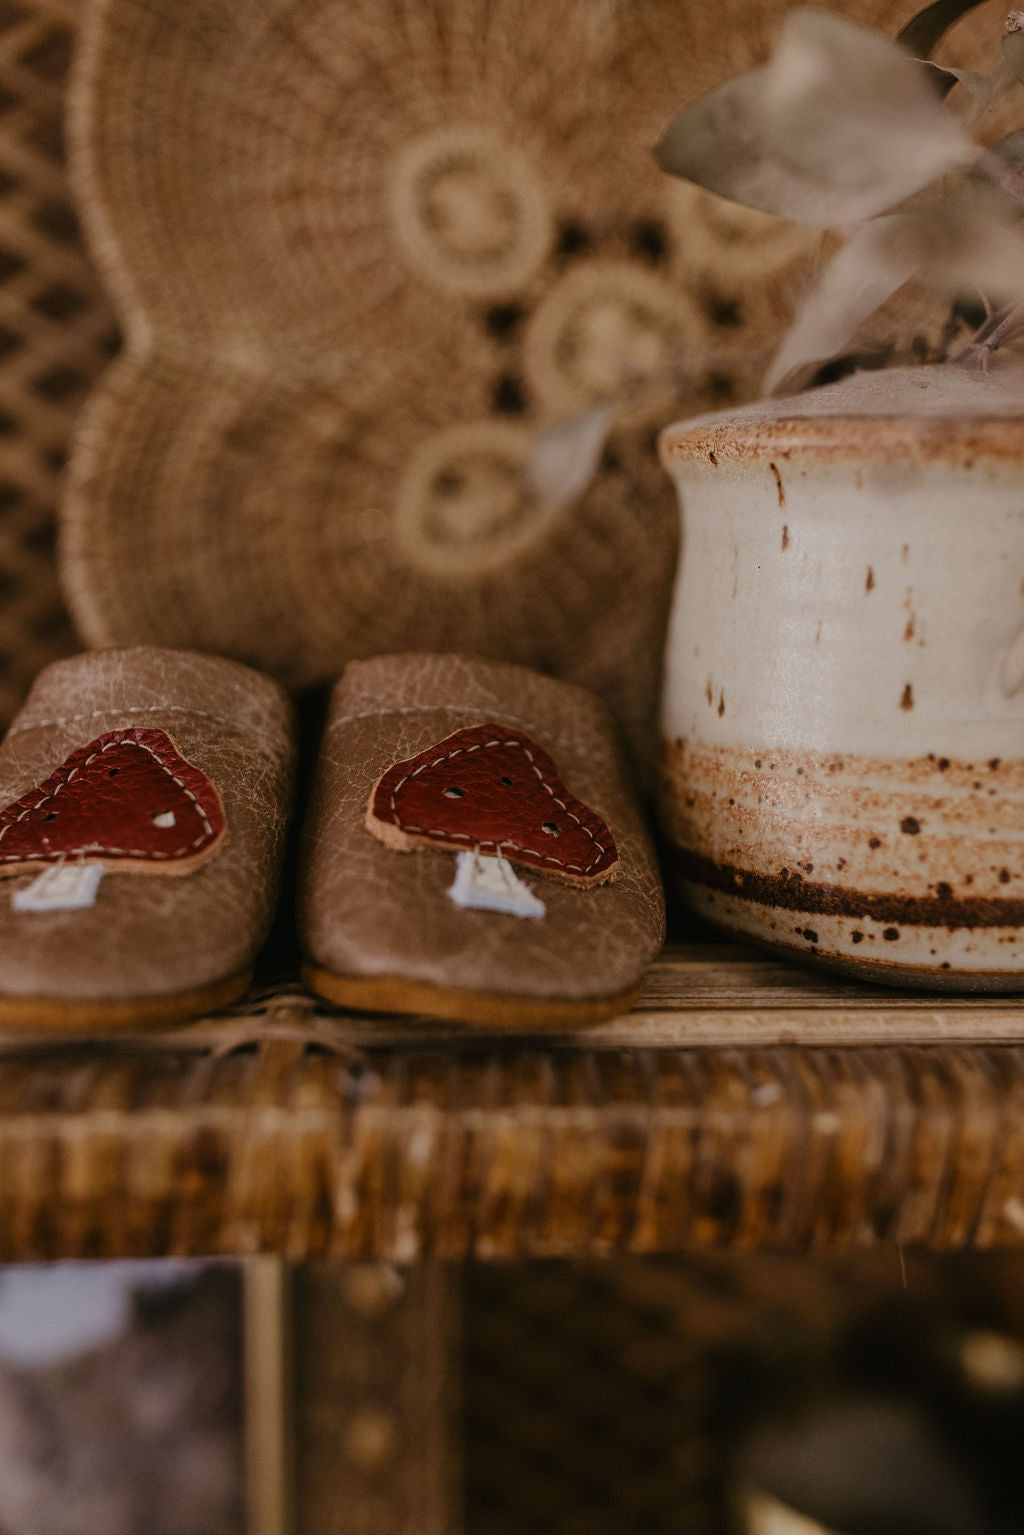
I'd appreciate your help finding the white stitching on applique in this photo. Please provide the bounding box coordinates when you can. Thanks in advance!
[328,704,586,745]
[0,733,218,864]
[385,734,609,875]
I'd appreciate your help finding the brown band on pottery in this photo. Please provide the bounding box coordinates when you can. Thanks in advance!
[659,737,1024,909]
[672,847,1024,930]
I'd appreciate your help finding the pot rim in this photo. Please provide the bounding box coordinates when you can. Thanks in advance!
[659,410,1024,471]
[660,361,1024,471]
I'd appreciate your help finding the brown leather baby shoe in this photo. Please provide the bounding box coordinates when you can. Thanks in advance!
[298,654,665,1028]
[0,647,295,1031]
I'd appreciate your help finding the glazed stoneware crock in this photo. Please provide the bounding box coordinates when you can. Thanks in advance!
[658,362,1024,990]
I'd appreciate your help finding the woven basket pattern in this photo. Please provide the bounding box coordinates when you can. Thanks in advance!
[463,1250,1024,1535]
[0,0,1003,745]
[465,1260,724,1534]
[0,0,114,730]
[5,957,1024,1261]
[61,0,917,765]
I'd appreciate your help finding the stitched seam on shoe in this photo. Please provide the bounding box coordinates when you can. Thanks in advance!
[6,705,252,737]
[326,704,594,745]
[389,735,606,875]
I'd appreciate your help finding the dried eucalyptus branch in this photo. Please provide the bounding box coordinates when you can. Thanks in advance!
[954,297,1024,364]
[976,149,1024,209]
[526,4,1024,512]
[655,6,1024,394]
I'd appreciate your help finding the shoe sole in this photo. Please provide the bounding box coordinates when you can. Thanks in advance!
[302,962,640,1031]
[0,967,252,1035]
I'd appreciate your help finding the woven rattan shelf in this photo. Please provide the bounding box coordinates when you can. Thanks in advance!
[0,0,1022,1275]
[1,938,1022,1263]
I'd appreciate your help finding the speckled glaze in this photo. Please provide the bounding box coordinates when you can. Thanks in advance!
[658,363,1024,989]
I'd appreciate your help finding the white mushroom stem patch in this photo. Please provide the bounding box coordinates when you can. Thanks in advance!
[448,850,546,918]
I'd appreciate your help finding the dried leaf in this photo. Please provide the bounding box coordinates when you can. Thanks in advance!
[525,403,615,511]
[971,133,1024,218]
[655,68,848,227]
[763,10,973,207]
[766,187,1024,391]
[765,218,918,392]
[990,126,1024,174]
[921,62,994,108]
[655,10,972,228]
[912,184,1024,300]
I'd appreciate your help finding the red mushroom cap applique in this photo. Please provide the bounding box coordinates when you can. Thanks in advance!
[0,728,226,877]
[365,723,618,888]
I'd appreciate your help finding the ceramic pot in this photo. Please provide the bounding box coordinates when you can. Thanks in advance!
[658,363,1024,989]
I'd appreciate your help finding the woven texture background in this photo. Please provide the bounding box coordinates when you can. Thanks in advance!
[463,1250,1024,1535]
[0,0,998,750]
[59,0,920,767]
[0,0,114,730]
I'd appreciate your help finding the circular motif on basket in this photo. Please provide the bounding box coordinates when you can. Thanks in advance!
[393,419,560,579]
[663,181,818,284]
[390,126,554,298]
[522,261,707,421]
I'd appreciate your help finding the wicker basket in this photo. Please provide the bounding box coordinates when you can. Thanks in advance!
[56,0,916,765]
[0,0,115,730]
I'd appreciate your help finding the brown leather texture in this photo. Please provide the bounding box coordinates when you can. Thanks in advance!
[298,654,665,1005]
[0,647,295,1000]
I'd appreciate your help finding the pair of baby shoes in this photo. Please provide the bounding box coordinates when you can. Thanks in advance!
[0,648,665,1032]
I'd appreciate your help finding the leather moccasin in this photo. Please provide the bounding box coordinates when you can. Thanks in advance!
[298,654,665,1029]
[0,647,295,1031]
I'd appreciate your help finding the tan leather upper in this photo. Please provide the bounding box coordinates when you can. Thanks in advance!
[0,647,295,999]
[299,654,665,1003]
